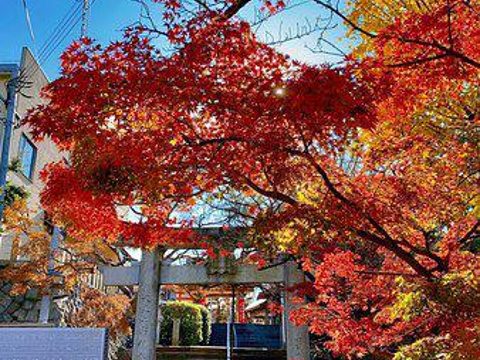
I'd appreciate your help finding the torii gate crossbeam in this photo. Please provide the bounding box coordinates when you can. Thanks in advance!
[100,248,310,360]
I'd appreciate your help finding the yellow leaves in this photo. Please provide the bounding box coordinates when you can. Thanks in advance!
[347,0,435,36]
[69,236,120,263]
[470,196,480,218]
[360,81,479,237]
[271,227,297,252]
[1,198,125,298]
[421,149,430,160]
[297,190,307,204]
[3,198,32,231]
[358,129,372,144]
[435,270,480,311]
[131,109,158,131]
[380,270,480,333]
[66,288,131,340]
[389,290,426,322]
[393,331,480,360]
[296,184,319,206]
[95,240,120,263]
[440,270,476,288]
[345,0,444,59]
[378,276,427,324]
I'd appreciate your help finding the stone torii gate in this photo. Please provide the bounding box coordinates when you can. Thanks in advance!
[101,248,310,360]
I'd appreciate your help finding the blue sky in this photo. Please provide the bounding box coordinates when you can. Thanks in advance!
[0,0,348,79]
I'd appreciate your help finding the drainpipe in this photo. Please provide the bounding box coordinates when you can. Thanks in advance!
[0,64,20,220]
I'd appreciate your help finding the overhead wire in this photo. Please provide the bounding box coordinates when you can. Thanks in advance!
[22,1,83,80]
[40,0,100,66]
[21,0,37,54]
[23,0,99,81]
[36,1,83,63]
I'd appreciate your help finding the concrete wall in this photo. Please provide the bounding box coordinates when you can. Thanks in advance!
[0,48,64,260]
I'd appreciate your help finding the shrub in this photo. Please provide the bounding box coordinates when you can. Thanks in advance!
[159,301,211,346]
[199,305,212,345]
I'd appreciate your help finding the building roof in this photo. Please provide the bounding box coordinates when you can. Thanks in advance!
[245,298,268,312]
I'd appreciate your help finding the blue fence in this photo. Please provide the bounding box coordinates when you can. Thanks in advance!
[209,324,283,349]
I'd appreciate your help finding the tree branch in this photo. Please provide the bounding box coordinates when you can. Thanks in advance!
[386,53,449,68]
[243,176,298,207]
[312,0,377,38]
[459,220,479,244]
[355,270,423,277]
[396,37,480,69]
[224,0,253,19]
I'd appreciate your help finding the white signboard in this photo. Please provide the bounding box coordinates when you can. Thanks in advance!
[0,328,108,360]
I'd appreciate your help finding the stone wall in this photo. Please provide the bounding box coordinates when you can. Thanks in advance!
[0,281,42,323]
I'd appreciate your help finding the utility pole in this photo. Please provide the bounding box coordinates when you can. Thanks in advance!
[0,65,20,220]
[81,0,90,38]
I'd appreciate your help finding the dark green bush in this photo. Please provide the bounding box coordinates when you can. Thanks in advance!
[159,301,210,346]
[2,182,28,207]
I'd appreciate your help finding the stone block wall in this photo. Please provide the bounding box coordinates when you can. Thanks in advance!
[0,281,42,323]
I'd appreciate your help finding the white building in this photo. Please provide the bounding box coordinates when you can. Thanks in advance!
[0,47,64,261]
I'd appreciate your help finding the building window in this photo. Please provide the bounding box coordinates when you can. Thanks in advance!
[19,134,37,179]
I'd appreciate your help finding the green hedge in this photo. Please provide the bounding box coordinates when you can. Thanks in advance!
[159,301,211,346]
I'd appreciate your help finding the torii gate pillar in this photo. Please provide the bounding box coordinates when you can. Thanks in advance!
[284,262,310,360]
[132,248,162,360]
[122,254,309,360]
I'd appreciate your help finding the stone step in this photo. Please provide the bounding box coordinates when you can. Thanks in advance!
[157,346,286,360]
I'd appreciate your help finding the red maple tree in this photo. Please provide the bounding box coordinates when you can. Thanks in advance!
[25,0,478,358]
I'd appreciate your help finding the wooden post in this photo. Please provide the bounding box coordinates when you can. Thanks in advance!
[132,248,162,360]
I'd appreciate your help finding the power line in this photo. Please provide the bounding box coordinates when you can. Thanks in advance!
[37,12,83,67]
[37,5,84,64]
[22,1,83,79]
[23,0,99,81]
[37,1,82,61]
[21,0,37,54]
[40,0,99,64]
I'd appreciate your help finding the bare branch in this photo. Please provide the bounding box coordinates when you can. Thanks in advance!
[224,0,253,19]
